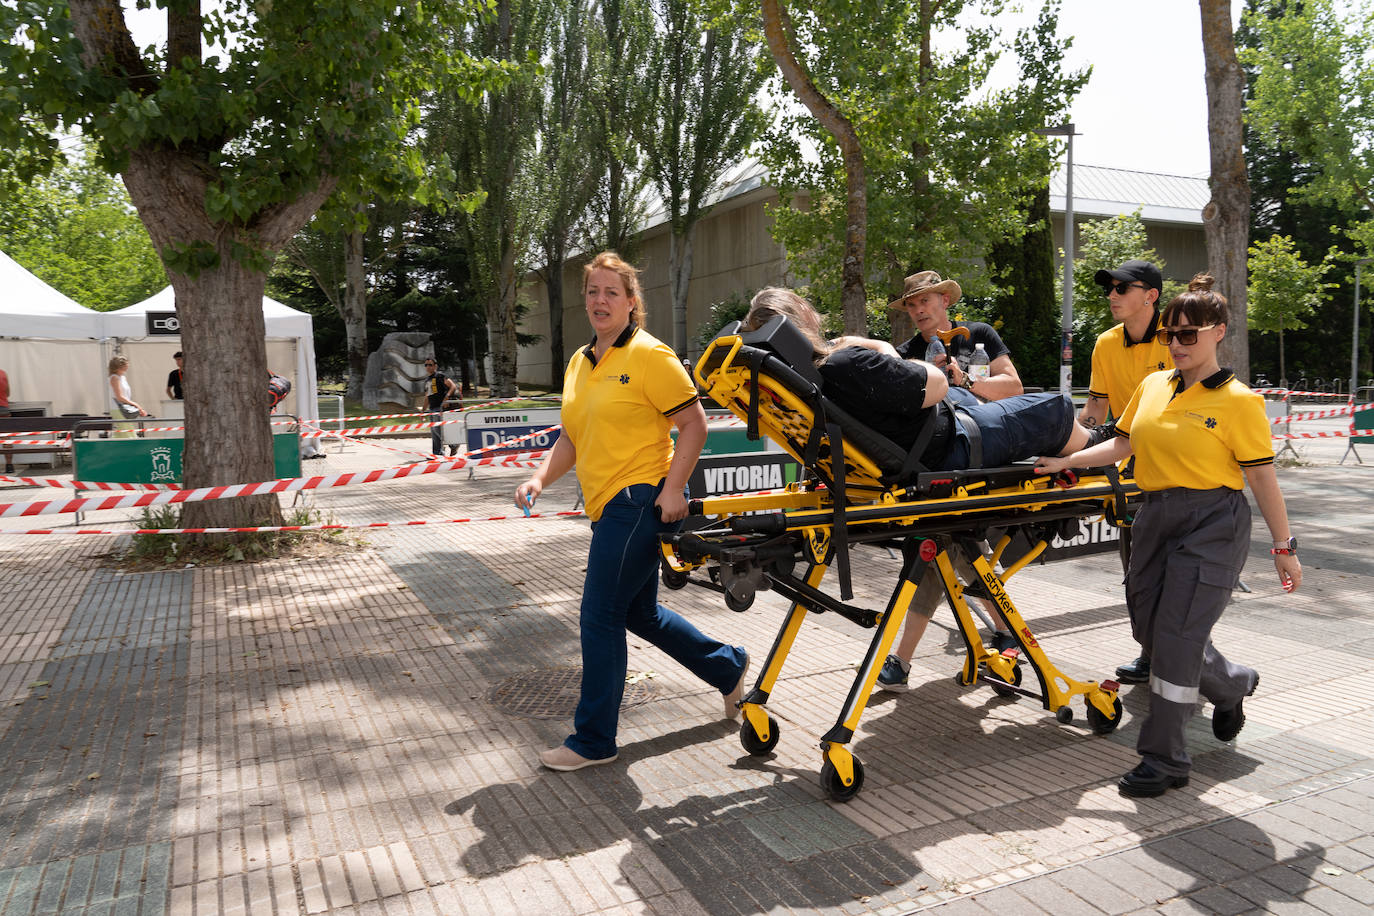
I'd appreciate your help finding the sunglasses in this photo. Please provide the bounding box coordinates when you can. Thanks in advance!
[424,362,436,367]
[1155,324,1216,346]
[1103,281,1148,296]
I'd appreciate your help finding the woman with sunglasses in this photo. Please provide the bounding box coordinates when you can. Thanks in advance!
[1037,273,1301,799]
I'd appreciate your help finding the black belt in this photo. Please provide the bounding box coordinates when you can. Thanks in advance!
[954,408,982,467]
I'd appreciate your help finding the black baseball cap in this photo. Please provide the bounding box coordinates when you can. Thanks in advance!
[1094,259,1162,292]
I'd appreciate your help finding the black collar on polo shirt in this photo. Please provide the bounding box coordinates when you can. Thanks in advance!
[1123,310,1161,347]
[583,323,638,366]
[1169,367,1235,398]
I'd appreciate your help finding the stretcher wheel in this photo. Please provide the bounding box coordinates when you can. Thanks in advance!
[988,664,1022,699]
[820,757,865,802]
[1056,706,1074,724]
[661,565,689,590]
[724,590,754,612]
[1085,696,1123,735]
[739,715,780,756]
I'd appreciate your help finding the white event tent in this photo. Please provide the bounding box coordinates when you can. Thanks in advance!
[0,250,319,422]
[102,287,319,422]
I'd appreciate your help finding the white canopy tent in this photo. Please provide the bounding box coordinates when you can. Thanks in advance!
[0,250,109,416]
[1,252,320,422]
[103,287,320,422]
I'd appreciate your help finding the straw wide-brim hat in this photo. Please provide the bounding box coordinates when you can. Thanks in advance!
[887,271,962,310]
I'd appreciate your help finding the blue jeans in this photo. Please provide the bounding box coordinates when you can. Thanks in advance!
[566,481,746,760]
[429,411,444,456]
[939,392,1075,469]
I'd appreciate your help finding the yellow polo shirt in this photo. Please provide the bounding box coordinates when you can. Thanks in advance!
[1116,369,1274,492]
[562,325,699,521]
[1088,313,1174,419]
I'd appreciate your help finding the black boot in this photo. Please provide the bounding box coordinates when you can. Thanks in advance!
[1119,761,1188,798]
[1115,654,1151,684]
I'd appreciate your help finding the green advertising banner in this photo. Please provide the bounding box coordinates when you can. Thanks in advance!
[73,433,302,485]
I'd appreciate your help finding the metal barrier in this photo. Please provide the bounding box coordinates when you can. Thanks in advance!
[1344,386,1374,464]
[316,395,347,453]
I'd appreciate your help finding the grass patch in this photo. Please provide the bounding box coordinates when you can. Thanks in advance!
[116,501,366,571]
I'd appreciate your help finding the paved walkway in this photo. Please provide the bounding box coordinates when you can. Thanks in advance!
[0,420,1370,914]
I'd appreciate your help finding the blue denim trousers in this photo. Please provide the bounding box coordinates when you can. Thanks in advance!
[565,480,745,760]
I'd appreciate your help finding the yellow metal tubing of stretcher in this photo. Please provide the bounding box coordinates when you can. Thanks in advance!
[835,575,920,737]
[695,487,827,517]
[739,562,832,743]
[964,551,1117,715]
[999,538,1047,581]
[696,335,744,389]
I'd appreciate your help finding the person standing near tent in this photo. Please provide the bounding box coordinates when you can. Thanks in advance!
[165,351,184,400]
[0,367,9,417]
[108,355,147,438]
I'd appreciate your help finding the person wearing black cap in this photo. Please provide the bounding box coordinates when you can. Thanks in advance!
[1083,259,1174,687]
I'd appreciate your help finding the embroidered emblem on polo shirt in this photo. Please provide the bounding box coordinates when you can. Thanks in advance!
[619,374,630,384]
[1156,361,1166,370]
[1205,417,1217,429]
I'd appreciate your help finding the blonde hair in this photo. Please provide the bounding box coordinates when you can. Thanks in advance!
[108,356,129,374]
[744,288,830,362]
[582,251,646,329]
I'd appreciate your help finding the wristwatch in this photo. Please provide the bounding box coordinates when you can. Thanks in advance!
[1270,537,1298,555]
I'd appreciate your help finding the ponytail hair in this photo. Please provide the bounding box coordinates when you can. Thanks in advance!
[1162,271,1228,326]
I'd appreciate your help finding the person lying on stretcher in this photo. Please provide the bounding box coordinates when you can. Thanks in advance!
[743,288,1109,470]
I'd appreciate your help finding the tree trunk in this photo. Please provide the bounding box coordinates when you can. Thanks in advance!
[1278,326,1286,387]
[668,226,696,356]
[760,0,867,335]
[120,150,334,532]
[342,224,368,401]
[487,239,520,397]
[545,248,567,389]
[1200,0,1252,380]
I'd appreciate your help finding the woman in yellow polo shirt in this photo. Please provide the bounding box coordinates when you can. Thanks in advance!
[515,251,749,772]
[1037,274,1302,798]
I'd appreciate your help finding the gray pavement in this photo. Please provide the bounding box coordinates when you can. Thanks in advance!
[0,418,1371,914]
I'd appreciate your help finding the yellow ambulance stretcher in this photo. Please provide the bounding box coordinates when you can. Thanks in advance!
[659,317,1140,801]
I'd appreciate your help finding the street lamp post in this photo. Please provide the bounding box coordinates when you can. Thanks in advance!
[1354,257,1372,400]
[1035,123,1080,394]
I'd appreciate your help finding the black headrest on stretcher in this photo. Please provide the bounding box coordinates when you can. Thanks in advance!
[710,316,937,487]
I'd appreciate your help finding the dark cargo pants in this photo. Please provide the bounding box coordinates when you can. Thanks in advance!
[1125,486,1258,776]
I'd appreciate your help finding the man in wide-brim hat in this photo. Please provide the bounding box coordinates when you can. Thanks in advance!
[889,270,1023,403]
[877,268,1030,692]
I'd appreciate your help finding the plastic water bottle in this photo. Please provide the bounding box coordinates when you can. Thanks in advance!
[968,343,990,383]
[924,335,946,363]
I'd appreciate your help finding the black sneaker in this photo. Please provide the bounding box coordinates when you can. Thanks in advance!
[1115,655,1151,684]
[1119,761,1189,798]
[876,654,910,692]
[989,630,1017,653]
[1213,675,1258,742]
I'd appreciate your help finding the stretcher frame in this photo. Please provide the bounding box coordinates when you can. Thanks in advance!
[660,319,1141,801]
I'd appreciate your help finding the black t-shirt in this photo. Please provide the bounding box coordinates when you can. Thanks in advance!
[818,347,954,462]
[896,320,1010,372]
[425,372,451,410]
[166,368,183,399]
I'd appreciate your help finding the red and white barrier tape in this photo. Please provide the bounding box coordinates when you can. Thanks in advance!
[1254,388,1354,399]
[1272,428,1373,440]
[0,510,589,536]
[1269,403,1366,424]
[0,476,181,491]
[0,452,551,519]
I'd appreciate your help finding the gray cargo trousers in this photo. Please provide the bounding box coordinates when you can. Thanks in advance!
[1125,486,1259,776]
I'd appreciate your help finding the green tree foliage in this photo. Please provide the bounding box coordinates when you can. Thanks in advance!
[988,178,1058,389]
[643,0,767,356]
[0,145,164,311]
[1247,233,1334,385]
[534,0,600,385]
[0,0,504,530]
[1239,0,1374,383]
[444,0,553,398]
[756,0,1087,336]
[583,0,655,257]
